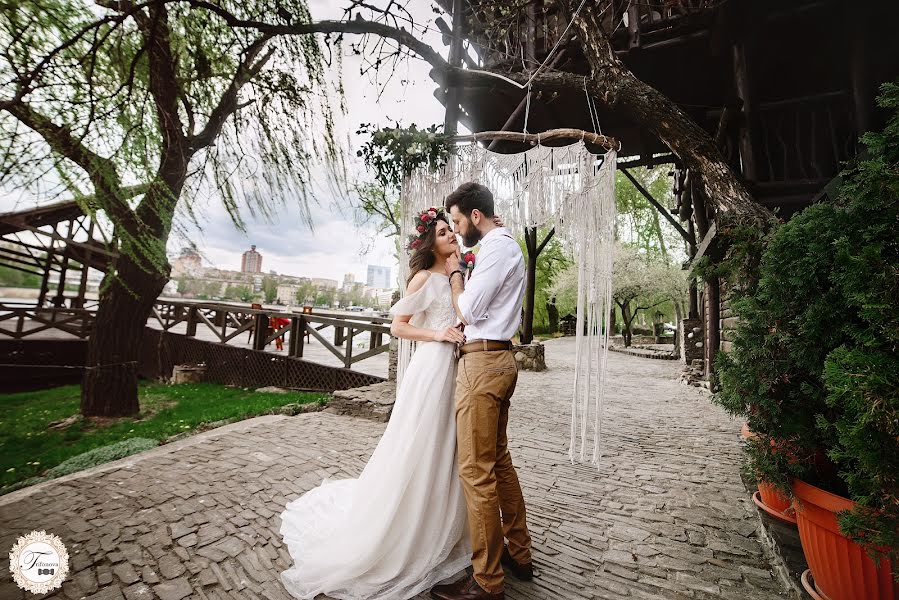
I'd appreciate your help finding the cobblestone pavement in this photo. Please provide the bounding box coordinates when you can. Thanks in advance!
[0,337,791,600]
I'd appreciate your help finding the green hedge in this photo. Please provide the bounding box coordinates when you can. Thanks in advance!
[713,80,899,560]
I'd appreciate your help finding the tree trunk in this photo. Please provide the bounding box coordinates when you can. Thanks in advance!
[673,300,683,356]
[609,304,617,336]
[573,5,773,226]
[520,227,538,344]
[620,301,633,347]
[81,163,185,416]
[81,253,169,416]
[547,299,559,334]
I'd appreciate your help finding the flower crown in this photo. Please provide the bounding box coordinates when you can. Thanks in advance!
[405,206,446,251]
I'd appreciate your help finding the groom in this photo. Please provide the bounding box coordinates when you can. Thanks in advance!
[431,182,533,600]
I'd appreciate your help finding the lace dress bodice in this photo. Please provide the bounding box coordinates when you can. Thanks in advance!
[391,272,457,333]
[416,274,456,332]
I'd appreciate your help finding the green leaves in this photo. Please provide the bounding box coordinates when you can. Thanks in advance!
[714,78,899,561]
[355,123,453,189]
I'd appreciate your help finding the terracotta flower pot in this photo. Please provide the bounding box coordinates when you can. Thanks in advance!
[753,481,797,525]
[741,424,797,524]
[792,478,897,600]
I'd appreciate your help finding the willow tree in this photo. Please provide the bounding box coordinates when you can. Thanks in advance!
[1,0,337,416]
[2,0,774,416]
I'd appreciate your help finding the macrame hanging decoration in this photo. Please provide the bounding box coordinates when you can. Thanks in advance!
[396,137,617,467]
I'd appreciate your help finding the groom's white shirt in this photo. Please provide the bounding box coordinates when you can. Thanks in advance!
[457,226,525,341]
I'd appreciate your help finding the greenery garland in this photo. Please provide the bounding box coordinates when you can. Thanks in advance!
[355,123,454,189]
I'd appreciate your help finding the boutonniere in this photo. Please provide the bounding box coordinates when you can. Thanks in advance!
[459,251,477,280]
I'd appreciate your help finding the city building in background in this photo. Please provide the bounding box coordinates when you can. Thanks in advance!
[375,289,394,308]
[240,245,263,273]
[171,246,202,278]
[310,277,339,289]
[276,284,298,305]
[366,265,391,289]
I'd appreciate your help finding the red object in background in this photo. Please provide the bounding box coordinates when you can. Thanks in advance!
[270,317,290,329]
[270,317,290,351]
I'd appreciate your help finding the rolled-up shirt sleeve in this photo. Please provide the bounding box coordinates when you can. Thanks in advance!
[457,245,508,326]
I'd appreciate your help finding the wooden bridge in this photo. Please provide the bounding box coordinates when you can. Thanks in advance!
[0,298,394,390]
[149,300,392,371]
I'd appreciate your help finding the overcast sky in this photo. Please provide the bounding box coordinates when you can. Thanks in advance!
[177,1,453,283]
[0,1,454,286]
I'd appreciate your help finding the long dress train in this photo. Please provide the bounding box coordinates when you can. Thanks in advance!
[278,272,470,600]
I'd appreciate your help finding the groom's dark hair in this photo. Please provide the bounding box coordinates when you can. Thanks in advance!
[445,182,495,218]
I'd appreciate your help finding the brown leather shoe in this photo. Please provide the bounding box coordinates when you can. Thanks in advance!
[501,545,533,581]
[430,574,504,600]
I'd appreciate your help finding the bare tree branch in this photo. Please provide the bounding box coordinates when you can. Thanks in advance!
[190,34,274,151]
[2,100,137,231]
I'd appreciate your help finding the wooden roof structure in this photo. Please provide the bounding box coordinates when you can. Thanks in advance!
[432,0,898,374]
[434,0,899,216]
[0,200,114,308]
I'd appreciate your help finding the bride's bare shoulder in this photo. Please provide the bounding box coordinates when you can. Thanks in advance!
[405,270,432,295]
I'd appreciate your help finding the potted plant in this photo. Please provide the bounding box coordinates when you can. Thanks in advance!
[739,423,795,524]
[714,81,899,600]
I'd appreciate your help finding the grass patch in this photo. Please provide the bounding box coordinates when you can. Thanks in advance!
[0,381,328,494]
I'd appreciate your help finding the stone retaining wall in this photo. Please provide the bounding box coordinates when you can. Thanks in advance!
[513,342,546,372]
[325,380,397,422]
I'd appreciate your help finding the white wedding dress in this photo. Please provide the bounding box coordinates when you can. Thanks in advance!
[279,271,471,600]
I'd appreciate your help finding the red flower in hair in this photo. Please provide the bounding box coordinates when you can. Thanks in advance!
[421,213,432,223]
[416,224,426,233]
[410,238,422,250]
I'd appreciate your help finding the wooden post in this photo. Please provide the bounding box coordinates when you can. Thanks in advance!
[733,39,760,181]
[334,325,345,347]
[443,0,464,136]
[344,327,355,368]
[253,313,267,351]
[849,14,872,141]
[37,244,53,307]
[289,316,301,357]
[298,316,307,357]
[687,218,699,320]
[186,306,198,337]
[706,275,721,377]
[626,2,641,49]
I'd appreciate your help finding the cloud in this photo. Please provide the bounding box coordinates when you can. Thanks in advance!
[2,0,454,289]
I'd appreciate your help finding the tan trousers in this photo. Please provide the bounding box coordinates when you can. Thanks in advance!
[456,349,532,594]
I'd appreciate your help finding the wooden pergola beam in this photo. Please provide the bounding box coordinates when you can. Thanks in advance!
[620,167,693,245]
[685,221,718,273]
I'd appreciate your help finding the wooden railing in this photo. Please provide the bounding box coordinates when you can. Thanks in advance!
[458,0,721,70]
[1,299,393,371]
[0,302,95,339]
[755,91,855,183]
[149,300,392,369]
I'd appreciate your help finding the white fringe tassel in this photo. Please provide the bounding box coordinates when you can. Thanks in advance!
[397,141,616,468]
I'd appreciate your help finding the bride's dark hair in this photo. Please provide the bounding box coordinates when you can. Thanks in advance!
[406,214,450,285]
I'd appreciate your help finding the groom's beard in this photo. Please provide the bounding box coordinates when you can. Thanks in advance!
[461,229,482,248]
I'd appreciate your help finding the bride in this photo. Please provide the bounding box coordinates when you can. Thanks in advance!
[278,207,475,600]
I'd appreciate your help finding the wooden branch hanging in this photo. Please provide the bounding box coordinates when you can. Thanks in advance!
[449,128,620,152]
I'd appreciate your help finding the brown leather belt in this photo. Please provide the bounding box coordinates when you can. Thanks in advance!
[458,339,513,355]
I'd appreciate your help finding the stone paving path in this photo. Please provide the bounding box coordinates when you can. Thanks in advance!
[0,337,791,600]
